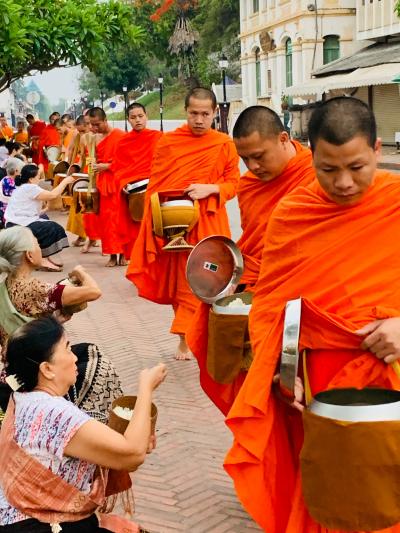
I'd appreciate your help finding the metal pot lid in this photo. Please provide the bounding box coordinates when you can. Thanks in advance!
[71,178,89,193]
[310,388,400,422]
[72,173,89,178]
[186,235,244,304]
[53,161,69,174]
[124,179,149,193]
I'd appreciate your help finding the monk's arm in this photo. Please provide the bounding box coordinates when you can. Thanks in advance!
[214,142,240,205]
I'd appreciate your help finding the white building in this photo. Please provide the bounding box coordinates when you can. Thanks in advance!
[284,0,400,143]
[0,89,15,124]
[239,0,362,114]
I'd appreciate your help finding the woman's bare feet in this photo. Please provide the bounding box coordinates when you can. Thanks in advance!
[118,254,128,266]
[81,239,97,254]
[175,335,192,360]
[39,258,62,272]
[72,236,85,247]
[105,254,118,267]
[48,256,63,268]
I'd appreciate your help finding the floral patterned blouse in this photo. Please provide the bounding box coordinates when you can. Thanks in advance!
[0,275,65,358]
[0,176,15,222]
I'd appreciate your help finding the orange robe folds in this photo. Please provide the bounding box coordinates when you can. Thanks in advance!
[112,128,163,258]
[38,124,61,171]
[224,171,400,533]
[14,131,28,144]
[29,120,46,164]
[0,124,14,140]
[126,124,240,335]
[186,142,315,414]
[96,128,126,254]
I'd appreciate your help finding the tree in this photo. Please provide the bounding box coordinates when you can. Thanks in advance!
[0,0,143,93]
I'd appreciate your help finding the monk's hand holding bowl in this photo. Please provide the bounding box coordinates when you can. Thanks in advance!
[92,162,109,172]
[184,183,219,200]
[272,374,304,412]
[356,317,400,364]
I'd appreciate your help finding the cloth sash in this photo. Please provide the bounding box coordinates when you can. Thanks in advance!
[0,279,32,336]
[0,398,138,532]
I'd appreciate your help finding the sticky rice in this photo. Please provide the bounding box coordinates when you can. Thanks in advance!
[113,406,133,420]
[227,297,248,308]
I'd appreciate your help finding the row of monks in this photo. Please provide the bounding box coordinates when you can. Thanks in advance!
[44,88,400,533]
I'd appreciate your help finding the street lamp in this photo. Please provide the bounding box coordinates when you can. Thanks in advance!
[100,91,105,110]
[218,54,229,133]
[158,75,164,132]
[72,99,77,119]
[122,86,128,132]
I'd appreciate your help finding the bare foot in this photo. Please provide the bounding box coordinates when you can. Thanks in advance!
[48,256,63,268]
[72,237,85,247]
[118,254,128,266]
[105,255,118,267]
[175,336,192,360]
[81,239,93,254]
[39,258,62,272]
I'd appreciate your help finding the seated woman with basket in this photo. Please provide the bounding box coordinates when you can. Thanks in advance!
[4,164,75,272]
[0,226,123,421]
[0,316,167,532]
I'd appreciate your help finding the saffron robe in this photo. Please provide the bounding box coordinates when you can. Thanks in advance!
[38,124,61,171]
[0,124,14,140]
[126,124,240,335]
[96,128,126,254]
[28,120,46,164]
[81,134,101,242]
[224,171,400,533]
[112,128,163,258]
[14,131,28,144]
[186,142,315,414]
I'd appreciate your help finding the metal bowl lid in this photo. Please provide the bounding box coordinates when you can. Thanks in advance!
[71,178,89,193]
[53,161,69,174]
[186,235,244,304]
[212,291,252,315]
[161,199,193,207]
[72,173,89,178]
[124,179,149,193]
[310,388,400,422]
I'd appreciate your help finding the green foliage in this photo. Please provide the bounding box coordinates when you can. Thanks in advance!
[0,0,143,93]
[194,0,239,53]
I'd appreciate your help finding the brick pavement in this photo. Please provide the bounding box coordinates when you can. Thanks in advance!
[38,210,261,533]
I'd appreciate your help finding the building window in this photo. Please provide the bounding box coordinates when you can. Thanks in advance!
[253,0,260,13]
[285,39,293,88]
[323,35,340,65]
[255,47,261,96]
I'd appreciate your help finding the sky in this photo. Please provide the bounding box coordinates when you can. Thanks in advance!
[25,66,82,105]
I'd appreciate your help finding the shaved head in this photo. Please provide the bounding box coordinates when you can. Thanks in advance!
[233,106,285,140]
[308,97,377,152]
[185,87,217,110]
[87,107,107,121]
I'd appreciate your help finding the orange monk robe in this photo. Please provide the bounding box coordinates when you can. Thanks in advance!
[126,124,240,335]
[186,142,315,414]
[112,128,163,258]
[62,129,75,154]
[80,136,101,242]
[96,128,126,254]
[14,131,28,144]
[66,131,86,240]
[28,120,46,164]
[38,124,61,171]
[0,124,14,140]
[224,171,400,533]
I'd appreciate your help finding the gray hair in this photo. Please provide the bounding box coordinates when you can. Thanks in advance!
[5,157,24,176]
[0,226,35,276]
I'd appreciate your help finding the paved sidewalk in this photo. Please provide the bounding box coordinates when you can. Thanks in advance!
[39,211,260,533]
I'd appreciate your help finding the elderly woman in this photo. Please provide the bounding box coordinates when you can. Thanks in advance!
[0,226,122,420]
[0,317,167,532]
[4,164,74,272]
[0,158,24,226]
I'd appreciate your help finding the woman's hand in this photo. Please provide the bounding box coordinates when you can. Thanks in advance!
[272,373,304,412]
[183,183,219,200]
[139,363,168,391]
[356,317,400,364]
[53,309,72,324]
[147,434,157,454]
[69,265,87,284]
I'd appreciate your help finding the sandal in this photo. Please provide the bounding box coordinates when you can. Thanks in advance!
[37,265,63,273]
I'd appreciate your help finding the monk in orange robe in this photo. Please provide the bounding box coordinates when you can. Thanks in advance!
[38,112,62,172]
[224,97,400,533]
[0,116,14,141]
[88,107,126,266]
[13,121,29,144]
[127,88,240,359]
[112,103,162,259]
[26,114,46,164]
[187,105,315,414]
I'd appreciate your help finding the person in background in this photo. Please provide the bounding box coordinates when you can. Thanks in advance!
[0,116,13,142]
[0,158,24,227]
[13,121,28,145]
[26,114,46,165]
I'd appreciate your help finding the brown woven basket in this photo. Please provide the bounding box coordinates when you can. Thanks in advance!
[108,395,158,435]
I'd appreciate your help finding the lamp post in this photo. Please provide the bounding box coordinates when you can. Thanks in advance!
[218,54,229,133]
[72,99,77,119]
[158,75,164,132]
[122,86,128,132]
[100,91,105,110]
